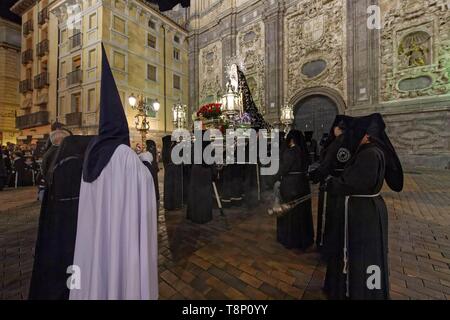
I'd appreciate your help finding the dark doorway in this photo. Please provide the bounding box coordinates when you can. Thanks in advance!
[294,95,339,142]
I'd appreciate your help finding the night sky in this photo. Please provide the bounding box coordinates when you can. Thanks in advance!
[148,0,190,11]
[0,1,190,23]
[0,0,21,24]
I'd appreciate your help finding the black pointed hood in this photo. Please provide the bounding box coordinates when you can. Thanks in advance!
[82,44,130,182]
[353,113,404,192]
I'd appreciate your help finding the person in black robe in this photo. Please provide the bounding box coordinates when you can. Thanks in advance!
[29,135,93,300]
[162,135,183,210]
[323,113,403,300]
[305,131,319,164]
[145,139,160,202]
[0,147,7,191]
[186,134,214,224]
[13,151,34,187]
[275,130,314,250]
[310,116,355,251]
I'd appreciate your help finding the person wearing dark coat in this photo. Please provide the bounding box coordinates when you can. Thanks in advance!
[305,131,319,164]
[0,147,7,191]
[145,139,160,202]
[162,135,183,210]
[13,152,33,187]
[186,135,214,224]
[323,113,403,300]
[29,135,93,300]
[275,130,314,250]
[310,116,355,251]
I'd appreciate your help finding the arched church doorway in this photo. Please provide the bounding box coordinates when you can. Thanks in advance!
[294,95,339,142]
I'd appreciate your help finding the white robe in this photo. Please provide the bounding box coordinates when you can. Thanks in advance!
[69,145,158,300]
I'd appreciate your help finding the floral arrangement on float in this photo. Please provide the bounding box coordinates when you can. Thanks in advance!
[196,103,223,120]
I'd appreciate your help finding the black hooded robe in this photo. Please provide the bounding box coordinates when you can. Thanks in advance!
[29,136,92,300]
[0,148,6,191]
[162,136,183,210]
[324,143,389,300]
[276,145,314,250]
[145,140,160,202]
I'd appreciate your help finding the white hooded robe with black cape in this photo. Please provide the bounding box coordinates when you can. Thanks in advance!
[69,45,158,300]
[324,113,403,300]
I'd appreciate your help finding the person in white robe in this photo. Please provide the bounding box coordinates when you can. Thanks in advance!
[69,44,158,300]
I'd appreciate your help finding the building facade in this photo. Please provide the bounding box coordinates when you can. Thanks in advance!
[188,0,450,169]
[12,0,189,147]
[11,0,55,145]
[0,17,21,145]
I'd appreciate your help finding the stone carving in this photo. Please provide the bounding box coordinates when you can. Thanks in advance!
[381,0,450,100]
[237,22,265,112]
[199,41,223,103]
[284,0,345,103]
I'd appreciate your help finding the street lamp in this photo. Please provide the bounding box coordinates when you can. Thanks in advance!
[172,102,188,129]
[280,104,294,133]
[128,93,160,150]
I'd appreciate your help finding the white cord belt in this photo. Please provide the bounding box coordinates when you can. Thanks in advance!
[343,193,380,298]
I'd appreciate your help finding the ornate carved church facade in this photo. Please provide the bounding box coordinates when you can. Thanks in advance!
[187,0,450,169]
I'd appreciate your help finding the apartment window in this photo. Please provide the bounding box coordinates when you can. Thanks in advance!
[87,88,95,111]
[174,35,180,43]
[60,29,67,43]
[71,93,81,113]
[73,55,81,70]
[88,49,96,68]
[147,34,156,49]
[148,19,155,30]
[173,48,180,61]
[88,13,97,29]
[113,15,125,34]
[147,64,157,81]
[173,74,181,90]
[59,96,66,113]
[60,61,66,77]
[113,51,125,71]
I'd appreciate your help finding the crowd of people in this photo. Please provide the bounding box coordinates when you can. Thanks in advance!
[0,142,44,191]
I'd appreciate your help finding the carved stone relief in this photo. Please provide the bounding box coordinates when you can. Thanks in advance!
[381,0,450,100]
[199,41,223,103]
[284,0,345,103]
[237,21,265,112]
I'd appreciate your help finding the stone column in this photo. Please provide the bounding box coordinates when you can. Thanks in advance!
[346,0,380,110]
[263,0,285,123]
[188,30,200,122]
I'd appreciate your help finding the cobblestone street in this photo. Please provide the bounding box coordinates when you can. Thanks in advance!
[1,170,449,300]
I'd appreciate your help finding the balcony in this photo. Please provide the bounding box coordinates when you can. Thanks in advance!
[66,112,82,127]
[34,72,49,89]
[36,39,49,57]
[23,20,33,36]
[22,49,33,65]
[19,79,33,94]
[16,111,49,130]
[69,32,82,50]
[67,69,82,86]
[38,7,49,25]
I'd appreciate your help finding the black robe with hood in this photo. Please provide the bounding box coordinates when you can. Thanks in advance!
[276,130,314,250]
[29,135,93,300]
[162,135,183,210]
[323,113,403,300]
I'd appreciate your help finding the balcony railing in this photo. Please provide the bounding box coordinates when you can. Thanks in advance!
[22,49,33,65]
[67,69,82,86]
[16,111,49,130]
[19,79,33,93]
[69,32,82,50]
[38,7,49,25]
[36,39,49,57]
[66,112,82,127]
[23,20,33,36]
[34,72,49,89]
